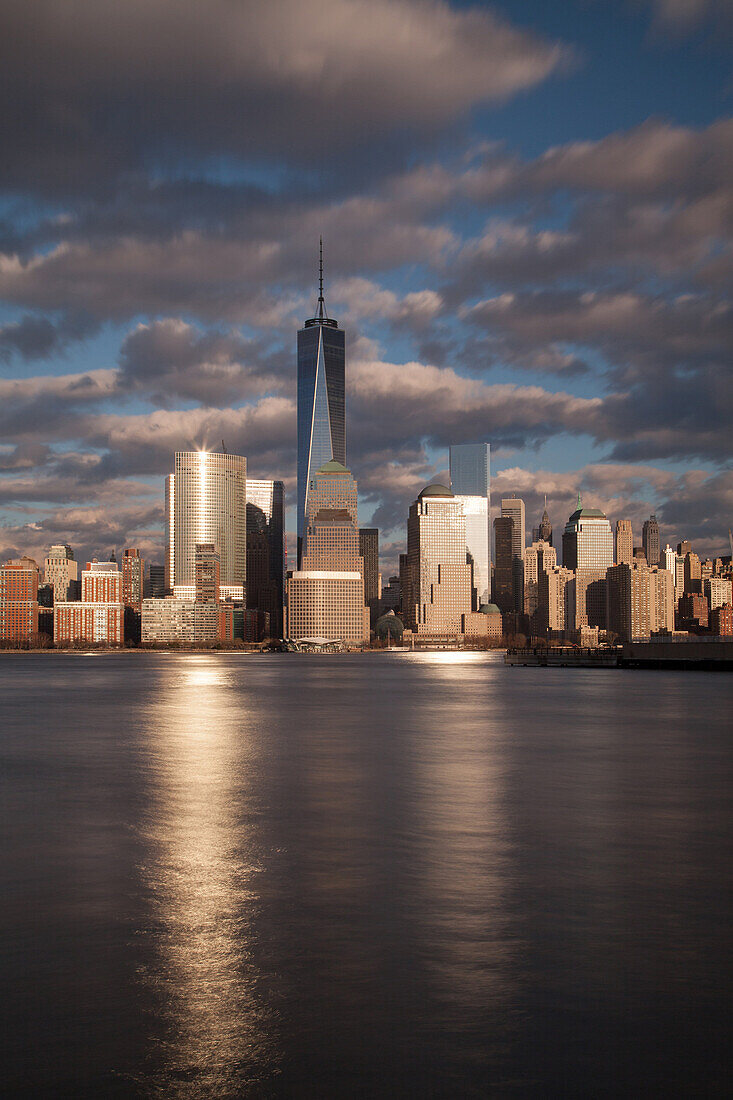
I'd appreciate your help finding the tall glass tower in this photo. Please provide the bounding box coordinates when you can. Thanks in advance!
[449,442,491,607]
[297,241,345,564]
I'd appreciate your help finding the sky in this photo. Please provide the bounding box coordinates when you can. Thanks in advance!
[0,0,731,575]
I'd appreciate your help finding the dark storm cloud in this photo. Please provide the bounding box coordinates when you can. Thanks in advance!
[0,0,568,196]
[0,312,98,363]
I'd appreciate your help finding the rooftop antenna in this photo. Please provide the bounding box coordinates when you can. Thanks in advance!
[221,440,227,454]
[317,236,327,321]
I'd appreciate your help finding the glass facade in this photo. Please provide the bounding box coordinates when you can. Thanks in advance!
[246,478,285,635]
[297,319,345,560]
[167,451,246,597]
[449,443,490,498]
[450,444,491,610]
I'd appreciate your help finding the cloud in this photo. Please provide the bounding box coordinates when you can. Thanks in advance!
[1,0,569,195]
[118,319,287,406]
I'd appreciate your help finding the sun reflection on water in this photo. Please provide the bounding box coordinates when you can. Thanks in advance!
[139,656,277,1096]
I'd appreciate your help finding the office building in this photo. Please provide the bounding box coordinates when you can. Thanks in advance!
[677,593,709,631]
[286,462,369,647]
[195,543,220,603]
[642,514,661,567]
[359,528,380,619]
[0,557,40,642]
[563,497,613,572]
[43,544,79,602]
[297,242,346,563]
[122,548,144,610]
[450,443,491,607]
[166,449,246,601]
[55,559,124,644]
[615,520,633,566]
[246,478,284,636]
[500,497,525,613]
[492,515,515,613]
[606,562,674,641]
[537,497,552,545]
[141,598,225,644]
[147,564,165,597]
[404,484,472,636]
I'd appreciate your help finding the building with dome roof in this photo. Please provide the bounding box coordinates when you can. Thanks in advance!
[375,609,404,642]
[562,496,613,631]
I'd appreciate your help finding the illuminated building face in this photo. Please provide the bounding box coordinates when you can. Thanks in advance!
[167,451,246,594]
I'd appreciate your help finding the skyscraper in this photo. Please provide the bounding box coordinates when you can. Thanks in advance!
[166,450,247,601]
[501,496,525,613]
[642,514,661,567]
[450,443,491,607]
[615,519,633,565]
[492,515,515,613]
[43,544,79,602]
[246,478,285,636]
[359,528,379,621]
[297,241,345,563]
[537,497,552,545]
[404,484,472,636]
[286,462,369,646]
[562,497,613,572]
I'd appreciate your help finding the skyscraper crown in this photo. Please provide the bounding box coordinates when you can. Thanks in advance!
[304,237,339,328]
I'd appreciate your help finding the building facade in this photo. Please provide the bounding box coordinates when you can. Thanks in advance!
[43,544,79,602]
[562,499,613,572]
[122,548,144,609]
[359,527,380,618]
[615,520,633,566]
[0,557,40,642]
[606,562,673,641]
[166,450,246,600]
[246,478,284,636]
[55,560,124,644]
[642,514,661,567]
[404,484,472,636]
[450,443,491,607]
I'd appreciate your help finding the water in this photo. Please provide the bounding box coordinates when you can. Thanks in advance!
[1,651,731,1097]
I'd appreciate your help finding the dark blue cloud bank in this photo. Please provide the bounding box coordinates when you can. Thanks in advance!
[0,0,730,571]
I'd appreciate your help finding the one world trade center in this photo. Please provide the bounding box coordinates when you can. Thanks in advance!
[297,241,346,564]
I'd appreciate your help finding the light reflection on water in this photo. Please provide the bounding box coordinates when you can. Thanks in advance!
[1,651,731,1097]
[138,656,277,1096]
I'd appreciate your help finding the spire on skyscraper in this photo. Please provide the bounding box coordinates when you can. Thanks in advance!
[307,237,336,327]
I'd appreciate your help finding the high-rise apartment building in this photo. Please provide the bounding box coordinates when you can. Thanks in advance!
[297,243,346,563]
[166,450,246,601]
[450,443,491,608]
[404,484,472,636]
[642,514,661,567]
[537,565,574,634]
[43,544,79,602]
[683,552,702,594]
[606,562,673,641]
[706,576,732,611]
[55,559,124,644]
[246,478,284,636]
[0,557,40,641]
[286,462,369,647]
[615,520,633,566]
[122,548,144,610]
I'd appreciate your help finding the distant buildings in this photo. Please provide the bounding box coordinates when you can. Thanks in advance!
[450,442,491,607]
[122,548,144,610]
[359,527,380,622]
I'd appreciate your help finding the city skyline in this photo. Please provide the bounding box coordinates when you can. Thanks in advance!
[0,1,731,579]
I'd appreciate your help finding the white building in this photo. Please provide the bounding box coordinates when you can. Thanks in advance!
[141,598,222,643]
[450,443,491,607]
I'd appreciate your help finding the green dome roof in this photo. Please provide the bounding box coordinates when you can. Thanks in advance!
[375,610,404,639]
[316,459,349,474]
[419,482,453,499]
[479,603,501,614]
